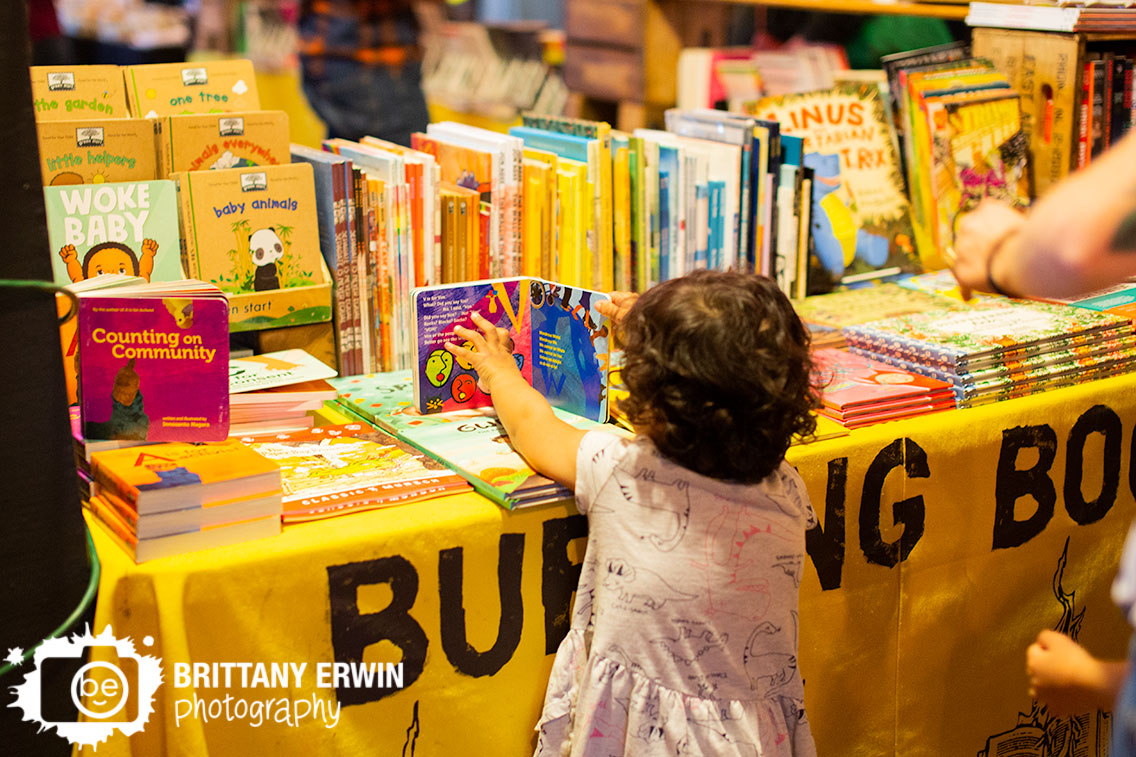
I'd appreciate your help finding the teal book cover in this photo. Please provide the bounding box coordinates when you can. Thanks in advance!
[44,179,183,286]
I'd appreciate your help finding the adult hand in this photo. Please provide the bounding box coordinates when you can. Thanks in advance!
[950,199,1026,300]
[445,312,519,396]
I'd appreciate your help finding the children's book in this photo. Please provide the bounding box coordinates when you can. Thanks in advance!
[229,349,338,393]
[329,371,617,509]
[175,163,333,332]
[90,438,281,514]
[844,300,1134,370]
[37,118,159,186]
[85,500,280,563]
[242,422,471,522]
[411,278,611,421]
[157,111,291,176]
[44,179,183,287]
[122,59,261,118]
[745,83,918,290]
[61,274,148,405]
[30,65,129,121]
[813,348,955,411]
[77,279,230,443]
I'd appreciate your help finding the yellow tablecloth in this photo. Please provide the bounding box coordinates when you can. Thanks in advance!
[79,373,1136,756]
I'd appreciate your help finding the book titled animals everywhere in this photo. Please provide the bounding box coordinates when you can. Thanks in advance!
[77,279,230,442]
[44,179,183,287]
[411,278,611,421]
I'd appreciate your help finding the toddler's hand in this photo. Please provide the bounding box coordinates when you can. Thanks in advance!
[59,244,77,262]
[445,312,519,396]
[1026,629,1107,716]
[596,291,638,326]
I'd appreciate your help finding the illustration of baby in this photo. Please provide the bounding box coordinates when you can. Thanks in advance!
[249,227,284,291]
[84,358,150,441]
[59,239,158,283]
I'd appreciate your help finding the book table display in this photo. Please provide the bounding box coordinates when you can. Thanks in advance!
[81,373,1136,756]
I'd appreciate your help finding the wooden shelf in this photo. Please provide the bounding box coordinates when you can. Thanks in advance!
[692,0,970,21]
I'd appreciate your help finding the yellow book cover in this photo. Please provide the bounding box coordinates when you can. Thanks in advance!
[158,110,291,176]
[612,139,631,292]
[176,163,332,332]
[523,147,558,280]
[522,159,548,278]
[36,118,158,186]
[30,65,128,121]
[556,163,583,286]
[123,60,261,118]
[441,191,457,283]
[752,123,771,259]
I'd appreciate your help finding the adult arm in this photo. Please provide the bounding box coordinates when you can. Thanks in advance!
[953,130,1136,299]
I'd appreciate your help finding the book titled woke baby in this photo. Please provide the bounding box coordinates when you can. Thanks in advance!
[77,280,230,442]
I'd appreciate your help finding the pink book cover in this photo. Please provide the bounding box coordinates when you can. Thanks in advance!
[78,290,230,442]
[814,347,954,411]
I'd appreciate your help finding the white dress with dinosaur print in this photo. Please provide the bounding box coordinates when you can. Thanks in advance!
[534,431,817,757]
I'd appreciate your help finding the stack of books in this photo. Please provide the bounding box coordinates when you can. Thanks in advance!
[843,300,1136,408]
[332,371,618,509]
[813,348,955,428]
[241,422,471,522]
[85,440,282,562]
[794,283,970,350]
[229,349,339,437]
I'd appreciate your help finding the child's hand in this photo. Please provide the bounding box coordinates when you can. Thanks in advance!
[59,244,77,262]
[596,291,638,326]
[445,312,519,396]
[1026,630,1111,716]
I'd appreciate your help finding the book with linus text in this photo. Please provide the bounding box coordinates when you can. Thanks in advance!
[45,179,183,287]
[77,280,230,442]
[411,277,611,421]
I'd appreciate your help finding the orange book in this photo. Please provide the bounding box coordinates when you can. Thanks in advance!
[90,440,281,514]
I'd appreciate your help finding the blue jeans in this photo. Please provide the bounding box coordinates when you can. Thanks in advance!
[1112,635,1136,755]
[301,57,430,147]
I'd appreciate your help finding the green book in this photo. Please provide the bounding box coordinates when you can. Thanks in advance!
[44,179,183,286]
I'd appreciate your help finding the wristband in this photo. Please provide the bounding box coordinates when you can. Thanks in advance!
[985,228,1021,298]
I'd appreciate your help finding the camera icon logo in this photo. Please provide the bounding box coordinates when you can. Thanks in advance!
[8,626,163,747]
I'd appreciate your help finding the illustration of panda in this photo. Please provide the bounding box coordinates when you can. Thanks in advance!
[249,226,284,291]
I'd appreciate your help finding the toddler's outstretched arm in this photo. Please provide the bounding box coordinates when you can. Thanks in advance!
[1026,629,1129,716]
[446,312,586,488]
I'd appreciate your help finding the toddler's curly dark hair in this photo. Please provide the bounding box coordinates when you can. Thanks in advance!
[618,270,820,483]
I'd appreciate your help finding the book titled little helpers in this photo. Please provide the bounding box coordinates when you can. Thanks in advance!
[77,279,230,442]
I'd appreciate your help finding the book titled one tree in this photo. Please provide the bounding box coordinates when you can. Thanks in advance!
[77,280,230,442]
[411,278,611,421]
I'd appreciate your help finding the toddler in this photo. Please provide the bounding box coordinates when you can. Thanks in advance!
[447,270,820,756]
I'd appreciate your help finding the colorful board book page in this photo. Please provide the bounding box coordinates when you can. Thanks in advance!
[77,280,230,443]
[37,118,159,186]
[123,60,261,118]
[411,278,611,421]
[813,348,954,410]
[243,423,470,521]
[45,179,183,287]
[90,439,280,513]
[229,349,338,393]
[177,163,333,332]
[30,65,129,121]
